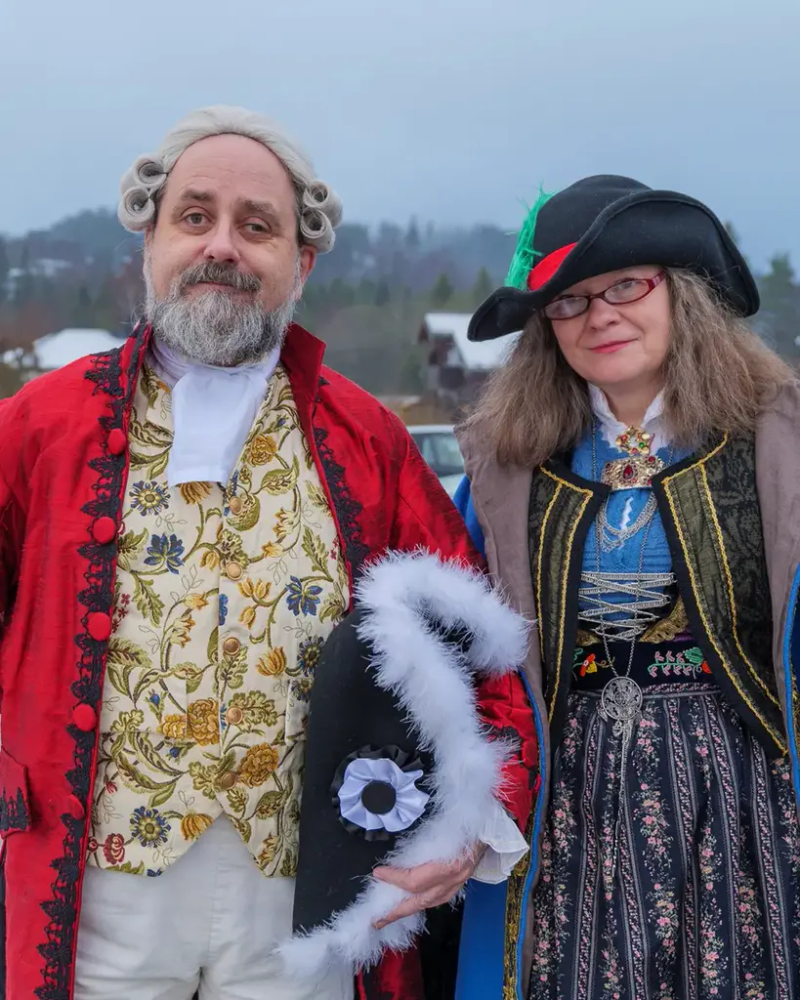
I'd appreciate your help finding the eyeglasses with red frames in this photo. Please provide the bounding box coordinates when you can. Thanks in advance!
[543,271,666,321]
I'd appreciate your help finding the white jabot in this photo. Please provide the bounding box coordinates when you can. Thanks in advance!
[148,338,281,488]
[588,384,667,453]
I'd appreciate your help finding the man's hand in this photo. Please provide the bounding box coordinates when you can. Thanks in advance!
[371,845,486,929]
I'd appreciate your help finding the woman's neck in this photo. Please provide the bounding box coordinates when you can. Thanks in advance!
[600,380,663,428]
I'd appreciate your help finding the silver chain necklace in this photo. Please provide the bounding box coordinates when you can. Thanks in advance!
[596,493,659,552]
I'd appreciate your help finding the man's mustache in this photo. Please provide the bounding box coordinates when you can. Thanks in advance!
[177,262,262,295]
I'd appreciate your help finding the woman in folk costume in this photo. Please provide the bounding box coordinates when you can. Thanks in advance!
[454,175,800,999]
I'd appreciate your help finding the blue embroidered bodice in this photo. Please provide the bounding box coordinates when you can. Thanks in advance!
[571,422,688,623]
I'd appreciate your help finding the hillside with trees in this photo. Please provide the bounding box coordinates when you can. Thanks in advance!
[1,207,799,397]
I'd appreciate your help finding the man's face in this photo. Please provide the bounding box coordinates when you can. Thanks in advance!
[144,133,316,366]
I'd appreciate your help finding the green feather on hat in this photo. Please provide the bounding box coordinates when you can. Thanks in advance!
[504,187,555,291]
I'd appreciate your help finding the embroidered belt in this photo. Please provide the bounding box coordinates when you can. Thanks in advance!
[572,638,713,693]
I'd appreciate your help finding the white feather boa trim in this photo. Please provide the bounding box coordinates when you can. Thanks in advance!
[276,551,529,978]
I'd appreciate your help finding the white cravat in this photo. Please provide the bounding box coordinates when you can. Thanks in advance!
[588,384,667,453]
[148,338,281,488]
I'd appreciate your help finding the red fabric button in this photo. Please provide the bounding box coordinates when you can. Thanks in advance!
[92,517,117,544]
[72,704,97,732]
[67,795,85,820]
[107,428,127,456]
[87,612,112,641]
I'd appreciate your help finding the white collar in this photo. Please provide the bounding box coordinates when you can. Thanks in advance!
[588,384,668,453]
[147,338,281,488]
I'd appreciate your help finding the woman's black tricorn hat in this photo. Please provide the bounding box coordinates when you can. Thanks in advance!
[468,174,760,342]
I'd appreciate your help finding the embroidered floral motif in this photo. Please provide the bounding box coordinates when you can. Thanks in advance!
[144,533,185,574]
[179,481,212,505]
[286,576,323,617]
[89,364,349,881]
[239,744,280,787]
[130,481,170,516]
[101,832,125,864]
[573,645,710,681]
[187,699,220,746]
[296,636,324,677]
[247,434,278,466]
[649,647,709,678]
[292,678,314,703]
[130,806,171,848]
[180,811,214,841]
[257,648,287,676]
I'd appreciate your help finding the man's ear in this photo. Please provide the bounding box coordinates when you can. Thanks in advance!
[296,247,317,294]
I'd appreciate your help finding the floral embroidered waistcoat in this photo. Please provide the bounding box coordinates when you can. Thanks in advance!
[88,363,349,878]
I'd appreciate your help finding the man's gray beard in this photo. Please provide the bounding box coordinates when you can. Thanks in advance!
[144,261,300,368]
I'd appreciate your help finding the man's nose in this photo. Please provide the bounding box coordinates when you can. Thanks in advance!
[203,223,240,265]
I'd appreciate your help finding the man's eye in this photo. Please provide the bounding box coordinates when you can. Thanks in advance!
[185,213,207,225]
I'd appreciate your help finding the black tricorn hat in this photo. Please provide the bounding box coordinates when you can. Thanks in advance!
[275,552,528,979]
[468,174,760,342]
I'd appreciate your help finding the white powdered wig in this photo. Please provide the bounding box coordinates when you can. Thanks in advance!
[276,550,530,979]
[118,105,342,252]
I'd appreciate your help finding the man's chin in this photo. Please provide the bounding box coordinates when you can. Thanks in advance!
[148,285,295,368]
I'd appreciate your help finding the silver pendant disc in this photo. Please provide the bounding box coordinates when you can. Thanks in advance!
[599,676,643,724]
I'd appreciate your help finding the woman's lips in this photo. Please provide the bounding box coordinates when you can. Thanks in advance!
[590,339,634,354]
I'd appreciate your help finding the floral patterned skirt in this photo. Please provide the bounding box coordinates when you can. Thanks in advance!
[528,683,800,1000]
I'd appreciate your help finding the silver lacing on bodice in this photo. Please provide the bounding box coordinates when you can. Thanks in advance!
[578,571,677,643]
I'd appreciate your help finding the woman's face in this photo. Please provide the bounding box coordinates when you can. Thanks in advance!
[547,266,671,394]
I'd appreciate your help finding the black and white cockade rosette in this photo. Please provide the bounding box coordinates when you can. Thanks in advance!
[333,746,430,840]
[277,551,529,979]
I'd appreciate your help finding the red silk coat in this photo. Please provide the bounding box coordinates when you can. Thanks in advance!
[0,323,537,1000]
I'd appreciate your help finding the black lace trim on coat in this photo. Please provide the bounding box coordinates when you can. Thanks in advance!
[35,326,147,1000]
[0,788,30,834]
[314,427,370,579]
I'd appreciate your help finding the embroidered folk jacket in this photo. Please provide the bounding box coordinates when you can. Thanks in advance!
[527,434,785,759]
[453,396,800,1000]
[0,323,538,1000]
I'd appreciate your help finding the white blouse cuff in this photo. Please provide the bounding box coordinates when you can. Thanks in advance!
[471,801,530,885]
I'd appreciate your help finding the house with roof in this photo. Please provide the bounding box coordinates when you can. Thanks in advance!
[416,312,519,411]
[2,328,124,381]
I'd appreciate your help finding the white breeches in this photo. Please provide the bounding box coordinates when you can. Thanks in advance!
[74,816,354,1000]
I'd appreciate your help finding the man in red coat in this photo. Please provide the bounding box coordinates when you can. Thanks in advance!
[0,106,537,1000]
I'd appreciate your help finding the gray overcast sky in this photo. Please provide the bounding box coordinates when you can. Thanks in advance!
[1,0,798,268]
